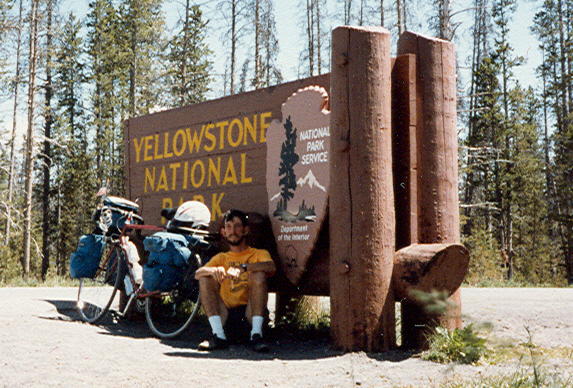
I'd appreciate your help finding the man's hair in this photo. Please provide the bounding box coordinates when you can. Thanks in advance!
[222,209,248,226]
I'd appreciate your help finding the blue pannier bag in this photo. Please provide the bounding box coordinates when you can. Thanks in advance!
[70,234,106,279]
[142,232,193,292]
[142,264,183,292]
[143,232,191,267]
[147,248,191,267]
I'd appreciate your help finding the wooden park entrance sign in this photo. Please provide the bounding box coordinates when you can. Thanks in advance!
[125,27,470,352]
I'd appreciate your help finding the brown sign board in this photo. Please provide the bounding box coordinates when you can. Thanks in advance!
[125,74,329,283]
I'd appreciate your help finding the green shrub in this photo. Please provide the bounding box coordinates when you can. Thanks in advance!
[274,295,330,336]
[423,324,487,364]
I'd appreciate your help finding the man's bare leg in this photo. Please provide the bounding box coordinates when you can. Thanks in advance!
[246,272,269,351]
[246,271,268,321]
[199,277,228,342]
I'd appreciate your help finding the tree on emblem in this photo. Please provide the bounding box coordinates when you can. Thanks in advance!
[276,116,299,213]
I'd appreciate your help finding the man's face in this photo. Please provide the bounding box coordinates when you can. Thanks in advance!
[223,217,248,246]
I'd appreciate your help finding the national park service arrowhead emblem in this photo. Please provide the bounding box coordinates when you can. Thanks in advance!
[266,86,330,285]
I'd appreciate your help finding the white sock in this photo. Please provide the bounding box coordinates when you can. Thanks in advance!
[208,315,226,340]
[250,315,264,339]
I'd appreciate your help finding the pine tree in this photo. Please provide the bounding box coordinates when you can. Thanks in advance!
[507,86,559,283]
[0,0,12,84]
[490,0,522,279]
[118,0,165,116]
[219,0,248,95]
[251,0,281,89]
[430,0,454,40]
[22,0,41,277]
[3,0,25,246]
[278,116,299,210]
[41,0,56,280]
[86,0,126,192]
[532,0,573,284]
[261,0,282,86]
[249,0,281,89]
[53,12,93,274]
[300,0,327,76]
[163,1,212,106]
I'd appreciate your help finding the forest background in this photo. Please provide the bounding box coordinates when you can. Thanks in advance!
[0,0,571,287]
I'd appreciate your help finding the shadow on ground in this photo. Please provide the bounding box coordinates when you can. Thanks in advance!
[39,299,151,339]
[39,299,416,362]
[162,327,415,362]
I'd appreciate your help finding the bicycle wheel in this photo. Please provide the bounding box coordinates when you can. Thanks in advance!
[145,253,202,339]
[77,244,125,323]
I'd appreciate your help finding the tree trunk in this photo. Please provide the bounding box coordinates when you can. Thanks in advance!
[230,0,237,94]
[42,0,54,280]
[396,0,405,34]
[306,0,314,75]
[5,0,24,246]
[129,6,137,116]
[253,0,260,88]
[180,0,190,105]
[438,0,452,40]
[23,0,40,277]
[316,0,321,74]
[557,0,570,119]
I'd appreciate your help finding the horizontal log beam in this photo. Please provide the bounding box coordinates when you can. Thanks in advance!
[393,243,469,300]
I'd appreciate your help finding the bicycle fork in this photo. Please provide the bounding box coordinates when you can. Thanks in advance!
[117,266,144,317]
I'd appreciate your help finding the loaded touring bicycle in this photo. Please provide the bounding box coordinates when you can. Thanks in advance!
[70,191,215,338]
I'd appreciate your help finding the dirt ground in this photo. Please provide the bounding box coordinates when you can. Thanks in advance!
[0,287,571,387]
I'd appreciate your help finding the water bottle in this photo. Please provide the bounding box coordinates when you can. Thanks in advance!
[125,241,143,284]
[124,275,134,296]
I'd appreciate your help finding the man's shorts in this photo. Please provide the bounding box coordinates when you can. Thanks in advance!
[224,305,249,343]
[223,305,270,343]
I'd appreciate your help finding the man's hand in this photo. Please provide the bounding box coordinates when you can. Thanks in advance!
[212,266,227,283]
[226,266,242,280]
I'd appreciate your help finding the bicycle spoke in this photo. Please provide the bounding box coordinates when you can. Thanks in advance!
[77,246,124,323]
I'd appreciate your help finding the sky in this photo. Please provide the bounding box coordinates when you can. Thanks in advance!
[1,0,545,143]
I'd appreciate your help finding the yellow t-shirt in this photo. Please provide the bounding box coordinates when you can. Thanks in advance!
[205,247,273,308]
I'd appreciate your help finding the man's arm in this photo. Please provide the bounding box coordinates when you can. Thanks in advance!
[242,261,276,276]
[195,266,227,283]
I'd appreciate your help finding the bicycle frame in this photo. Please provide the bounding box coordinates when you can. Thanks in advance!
[111,222,164,318]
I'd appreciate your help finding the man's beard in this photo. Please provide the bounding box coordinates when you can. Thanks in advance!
[226,235,245,246]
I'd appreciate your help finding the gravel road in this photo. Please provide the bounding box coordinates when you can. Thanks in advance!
[0,287,571,387]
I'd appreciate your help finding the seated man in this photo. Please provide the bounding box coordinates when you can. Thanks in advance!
[195,209,276,352]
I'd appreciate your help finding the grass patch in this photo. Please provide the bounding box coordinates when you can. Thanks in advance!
[0,275,78,288]
[463,279,566,288]
[273,296,330,338]
[422,323,489,364]
[486,340,573,366]
[437,328,573,387]
[440,370,573,388]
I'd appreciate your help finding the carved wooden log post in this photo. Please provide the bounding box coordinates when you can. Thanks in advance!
[330,26,395,351]
[397,31,462,347]
[393,243,469,300]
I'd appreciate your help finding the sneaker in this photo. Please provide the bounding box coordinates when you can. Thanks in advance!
[198,334,229,351]
[249,334,269,353]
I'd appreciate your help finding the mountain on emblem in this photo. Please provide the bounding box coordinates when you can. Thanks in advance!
[296,170,326,192]
[265,85,330,285]
[270,169,325,201]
